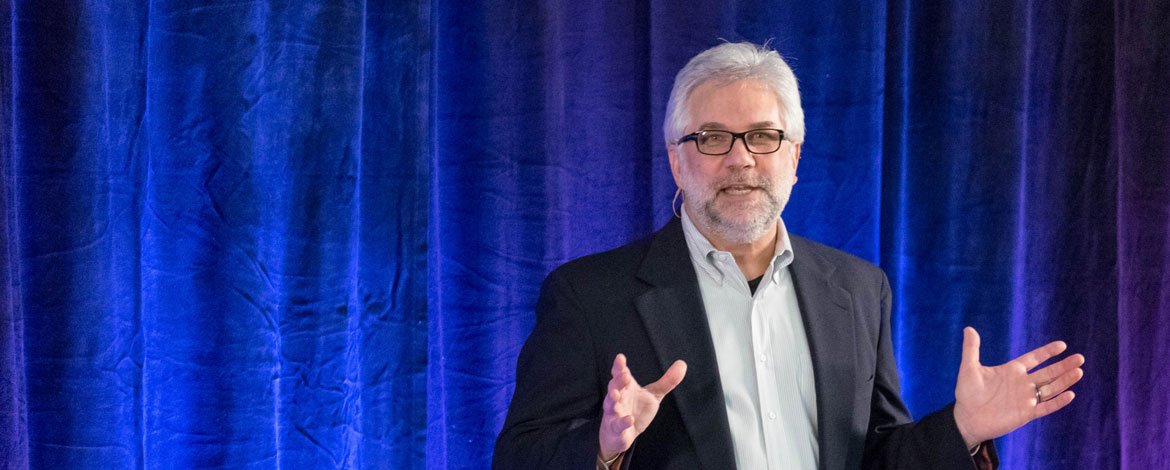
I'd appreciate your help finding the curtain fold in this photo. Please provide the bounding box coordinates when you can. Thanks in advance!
[1115,2,1170,469]
[4,1,429,468]
[2,1,1167,469]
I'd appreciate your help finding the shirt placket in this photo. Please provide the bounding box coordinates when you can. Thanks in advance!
[750,279,784,468]
[776,266,814,468]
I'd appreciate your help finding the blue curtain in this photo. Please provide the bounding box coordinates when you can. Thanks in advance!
[3,1,1167,469]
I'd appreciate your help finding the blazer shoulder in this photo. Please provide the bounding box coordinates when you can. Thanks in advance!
[790,234,887,283]
[545,230,655,288]
[544,218,691,300]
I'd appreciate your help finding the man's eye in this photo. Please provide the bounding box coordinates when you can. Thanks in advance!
[747,131,779,143]
[700,133,729,143]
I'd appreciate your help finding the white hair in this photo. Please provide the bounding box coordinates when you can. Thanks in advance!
[663,42,805,146]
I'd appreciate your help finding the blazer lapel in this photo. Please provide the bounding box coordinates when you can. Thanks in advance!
[633,219,737,470]
[789,236,857,470]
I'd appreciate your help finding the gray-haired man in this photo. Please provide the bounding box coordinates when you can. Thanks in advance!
[494,42,1083,470]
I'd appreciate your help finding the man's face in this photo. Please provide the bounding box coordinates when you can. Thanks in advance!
[668,79,801,246]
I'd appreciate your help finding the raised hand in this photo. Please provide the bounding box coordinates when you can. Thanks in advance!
[599,354,687,461]
[952,327,1086,447]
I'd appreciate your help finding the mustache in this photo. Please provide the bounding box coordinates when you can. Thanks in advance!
[711,172,773,191]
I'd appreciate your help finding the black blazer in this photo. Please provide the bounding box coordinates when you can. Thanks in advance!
[494,219,987,469]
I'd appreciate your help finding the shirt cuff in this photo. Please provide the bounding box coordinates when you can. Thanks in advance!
[597,451,622,470]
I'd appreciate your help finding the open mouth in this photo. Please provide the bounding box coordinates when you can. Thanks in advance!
[721,185,758,196]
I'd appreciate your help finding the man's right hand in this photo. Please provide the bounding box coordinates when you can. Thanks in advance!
[599,354,688,461]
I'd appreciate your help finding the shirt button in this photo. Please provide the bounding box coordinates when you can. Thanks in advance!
[768,412,777,420]
[758,354,767,363]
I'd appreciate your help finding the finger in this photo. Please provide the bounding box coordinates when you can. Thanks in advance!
[603,386,619,412]
[1028,353,1085,385]
[608,358,637,392]
[960,327,981,370]
[607,412,634,435]
[611,354,628,377]
[1037,366,1084,401]
[1016,340,1068,371]
[611,389,628,416]
[612,354,641,389]
[646,360,688,399]
[1034,390,1075,419]
[611,369,634,390]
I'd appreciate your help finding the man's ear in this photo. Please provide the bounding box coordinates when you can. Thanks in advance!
[668,145,683,187]
[792,142,801,185]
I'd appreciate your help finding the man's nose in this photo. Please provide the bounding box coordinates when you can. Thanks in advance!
[723,136,756,168]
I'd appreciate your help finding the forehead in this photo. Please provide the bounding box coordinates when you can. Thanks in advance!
[685,79,782,130]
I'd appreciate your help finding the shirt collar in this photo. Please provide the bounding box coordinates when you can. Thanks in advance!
[680,205,795,286]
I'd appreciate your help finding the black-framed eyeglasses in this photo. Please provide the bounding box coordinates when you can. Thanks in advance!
[676,128,786,155]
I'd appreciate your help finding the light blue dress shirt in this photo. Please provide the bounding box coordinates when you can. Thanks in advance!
[680,207,819,469]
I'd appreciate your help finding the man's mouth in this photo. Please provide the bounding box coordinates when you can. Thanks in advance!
[721,184,758,196]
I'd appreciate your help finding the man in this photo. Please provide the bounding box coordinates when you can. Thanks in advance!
[493,42,1084,470]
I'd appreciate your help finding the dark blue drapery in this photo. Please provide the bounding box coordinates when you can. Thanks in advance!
[3,1,1167,469]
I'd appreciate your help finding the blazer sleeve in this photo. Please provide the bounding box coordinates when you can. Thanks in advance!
[861,271,997,470]
[493,268,605,469]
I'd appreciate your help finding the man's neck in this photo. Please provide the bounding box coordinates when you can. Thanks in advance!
[691,217,778,281]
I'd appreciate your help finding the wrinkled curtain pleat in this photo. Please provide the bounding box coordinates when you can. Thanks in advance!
[1116,2,1170,469]
[4,1,429,469]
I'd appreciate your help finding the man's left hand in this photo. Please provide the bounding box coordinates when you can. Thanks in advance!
[952,326,1085,448]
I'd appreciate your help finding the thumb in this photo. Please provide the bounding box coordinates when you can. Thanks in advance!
[961,327,981,370]
[646,360,687,399]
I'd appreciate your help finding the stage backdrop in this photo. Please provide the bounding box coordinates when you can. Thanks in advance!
[2,1,1167,469]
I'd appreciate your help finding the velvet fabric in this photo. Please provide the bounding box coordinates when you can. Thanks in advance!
[2,1,1167,468]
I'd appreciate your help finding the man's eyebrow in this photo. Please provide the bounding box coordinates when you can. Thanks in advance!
[696,122,728,130]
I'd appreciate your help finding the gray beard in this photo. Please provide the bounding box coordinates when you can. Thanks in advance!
[682,169,789,245]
